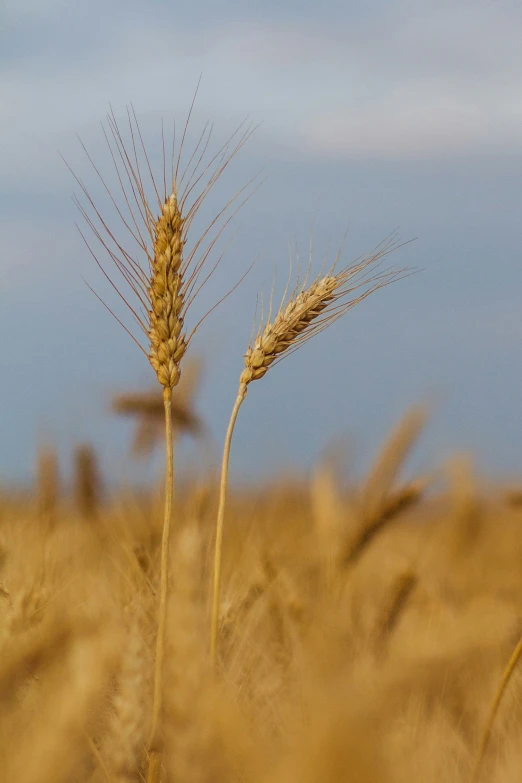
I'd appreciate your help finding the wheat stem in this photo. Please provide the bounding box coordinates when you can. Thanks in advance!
[210,382,247,665]
[148,387,174,781]
[84,731,113,783]
[146,751,162,783]
[471,631,522,782]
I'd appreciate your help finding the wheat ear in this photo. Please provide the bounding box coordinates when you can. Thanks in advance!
[71,102,255,783]
[210,235,409,663]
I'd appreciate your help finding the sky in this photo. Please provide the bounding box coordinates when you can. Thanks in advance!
[1,0,522,488]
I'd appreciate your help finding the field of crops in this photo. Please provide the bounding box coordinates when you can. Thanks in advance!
[2,406,522,782]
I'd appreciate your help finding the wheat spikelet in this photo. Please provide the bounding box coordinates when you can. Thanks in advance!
[147,191,186,388]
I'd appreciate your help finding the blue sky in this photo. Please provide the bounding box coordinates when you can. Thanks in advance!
[2,0,522,487]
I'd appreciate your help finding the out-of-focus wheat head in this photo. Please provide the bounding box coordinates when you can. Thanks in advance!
[343,406,428,566]
[74,444,101,517]
[5,442,522,781]
[112,359,205,457]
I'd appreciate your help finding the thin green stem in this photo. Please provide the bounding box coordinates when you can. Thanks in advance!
[147,386,174,782]
[210,382,247,665]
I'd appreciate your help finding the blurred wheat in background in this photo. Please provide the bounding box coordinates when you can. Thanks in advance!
[2,102,522,783]
[4,412,522,782]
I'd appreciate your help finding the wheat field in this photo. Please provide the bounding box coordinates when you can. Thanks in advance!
[2,105,521,782]
[2,410,522,782]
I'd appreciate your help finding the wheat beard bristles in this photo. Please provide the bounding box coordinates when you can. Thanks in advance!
[240,275,336,385]
[148,192,187,389]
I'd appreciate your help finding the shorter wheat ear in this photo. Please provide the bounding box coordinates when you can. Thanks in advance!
[210,234,410,664]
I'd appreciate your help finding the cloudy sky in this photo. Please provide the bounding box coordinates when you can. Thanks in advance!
[2,0,522,487]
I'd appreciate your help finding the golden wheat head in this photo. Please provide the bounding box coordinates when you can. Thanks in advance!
[240,234,408,388]
[69,98,256,391]
[148,191,186,387]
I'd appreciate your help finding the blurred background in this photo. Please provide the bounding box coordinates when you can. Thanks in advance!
[1,0,522,487]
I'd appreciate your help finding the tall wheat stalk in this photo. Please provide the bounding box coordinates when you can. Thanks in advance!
[70,96,255,781]
[210,235,410,663]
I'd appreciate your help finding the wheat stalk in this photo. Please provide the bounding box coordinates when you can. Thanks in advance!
[471,630,522,782]
[163,524,208,783]
[210,234,410,663]
[71,96,255,782]
[74,445,100,518]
